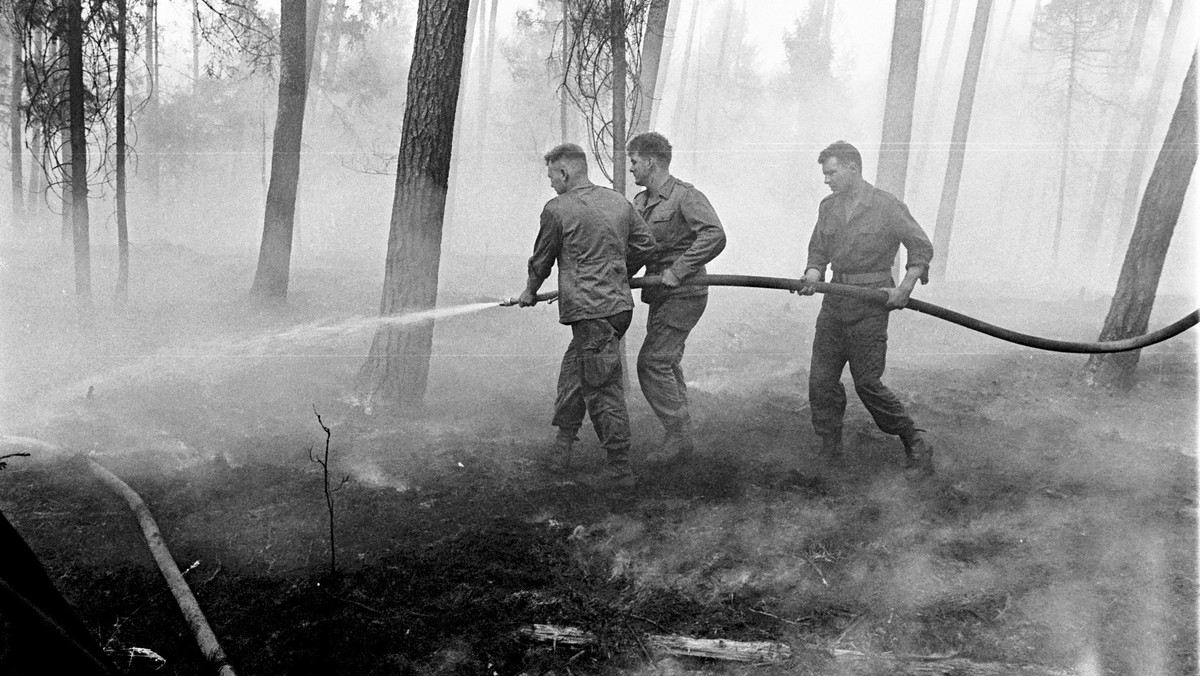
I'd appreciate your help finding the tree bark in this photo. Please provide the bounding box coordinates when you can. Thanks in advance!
[116,0,129,304]
[559,0,570,143]
[355,0,470,410]
[910,0,962,196]
[305,0,324,87]
[191,0,200,87]
[929,0,992,281]
[1111,0,1185,267]
[1085,52,1196,390]
[67,0,90,304]
[250,0,308,300]
[876,0,925,200]
[611,0,626,195]
[8,8,24,227]
[631,0,669,137]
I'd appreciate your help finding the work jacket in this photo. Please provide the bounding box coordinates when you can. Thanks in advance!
[527,184,657,324]
[633,176,726,304]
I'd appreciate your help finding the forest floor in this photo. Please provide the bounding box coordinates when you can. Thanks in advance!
[0,241,1196,675]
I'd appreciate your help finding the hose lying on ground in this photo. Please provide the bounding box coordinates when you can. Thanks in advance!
[514,273,1198,354]
[87,458,237,676]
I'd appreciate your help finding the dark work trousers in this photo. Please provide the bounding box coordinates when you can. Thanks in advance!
[637,295,707,436]
[553,311,634,462]
[808,303,916,440]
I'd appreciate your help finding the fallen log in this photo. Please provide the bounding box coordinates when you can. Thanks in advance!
[519,623,792,663]
[520,623,1078,674]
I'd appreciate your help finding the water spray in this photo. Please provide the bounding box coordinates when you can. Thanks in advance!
[502,274,1198,354]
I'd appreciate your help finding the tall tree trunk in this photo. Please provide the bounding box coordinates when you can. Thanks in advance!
[648,0,680,130]
[67,0,90,304]
[442,0,480,248]
[559,0,570,143]
[1111,0,1185,268]
[323,0,348,86]
[876,0,925,199]
[612,0,626,194]
[910,0,961,198]
[631,0,669,137]
[670,0,698,140]
[1085,52,1196,390]
[250,0,308,300]
[305,0,324,87]
[929,0,992,281]
[474,0,498,163]
[8,10,24,227]
[146,0,160,228]
[1081,0,1153,266]
[1050,18,1078,261]
[355,0,470,410]
[116,0,129,304]
[191,0,200,87]
[60,135,70,243]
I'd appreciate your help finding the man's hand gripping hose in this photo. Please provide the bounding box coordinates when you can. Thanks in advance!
[501,273,1198,354]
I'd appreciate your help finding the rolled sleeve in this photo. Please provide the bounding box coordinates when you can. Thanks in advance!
[526,206,561,292]
[892,202,933,284]
[668,190,726,281]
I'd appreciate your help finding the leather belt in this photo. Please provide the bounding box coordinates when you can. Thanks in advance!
[831,270,893,285]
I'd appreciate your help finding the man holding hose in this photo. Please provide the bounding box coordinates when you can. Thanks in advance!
[797,140,935,476]
[519,143,657,488]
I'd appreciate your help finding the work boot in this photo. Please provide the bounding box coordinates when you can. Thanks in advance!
[818,431,843,460]
[646,431,695,464]
[549,430,578,471]
[901,430,934,478]
[600,459,636,489]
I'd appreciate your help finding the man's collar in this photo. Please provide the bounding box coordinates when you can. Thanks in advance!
[644,173,675,202]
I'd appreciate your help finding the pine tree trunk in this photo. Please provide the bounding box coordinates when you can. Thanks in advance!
[929,0,992,281]
[910,0,962,197]
[648,0,680,130]
[441,0,480,249]
[250,0,308,300]
[876,0,925,199]
[475,0,498,164]
[116,0,129,304]
[1050,20,1078,261]
[8,11,24,227]
[1111,0,1185,268]
[631,0,669,137]
[612,0,626,195]
[1086,52,1195,390]
[305,0,324,87]
[67,0,90,304]
[191,0,200,86]
[560,0,571,143]
[670,0,699,140]
[323,0,348,86]
[355,0,470,410]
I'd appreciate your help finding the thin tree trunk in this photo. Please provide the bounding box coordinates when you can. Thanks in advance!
[648,0,680,130]
[147,0,160,228]
[67,0,90,304]
[355,0,470,410]
[1086,52,1195,389]
[910,0,961,198]
[305,0,324,87]
[475,0,498,163]
[929,0,992,281]
[1050,21,1078,261]
[191,0,200,87]
[559,0,570,143]
[322,0,347,86]
[631,0,669,137]
[116,0,129,304]
[1081,0,1153,266]
[612,0,626,194]
[250,0,308,300]
[670,0,698,139]
[28,123,42,223]
[60,135,70,243]
[442,0,480,248]
[8,13,24,227]
[1111,0,1185,267]
[876,0,925,199]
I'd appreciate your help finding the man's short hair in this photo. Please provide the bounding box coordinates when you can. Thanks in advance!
[627,132,672,166]
[817,141,862,173]
[544,143,588,167]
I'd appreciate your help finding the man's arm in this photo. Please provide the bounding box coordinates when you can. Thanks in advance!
[885,200,933,308]
[798,204,831,296]
[663,189,726,287]
[626,206,657,278]
[520,206,561,306]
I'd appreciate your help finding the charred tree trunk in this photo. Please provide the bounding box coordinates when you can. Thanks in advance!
[631,0,669,137]
[1111,0,1185,267]
[355,0,469,410]
[611,0,626,195]
[250,0,308,300]
[1085,52,1196,390]
[876,0,925,199]
[8,10,24,227]
[115,0,129,304]
[929,0,992,280]
[67,0,90,304]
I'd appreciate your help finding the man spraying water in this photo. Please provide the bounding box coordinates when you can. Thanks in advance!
[514,143,657,489]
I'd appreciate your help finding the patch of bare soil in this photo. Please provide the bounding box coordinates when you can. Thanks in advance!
[1,244,1196,675]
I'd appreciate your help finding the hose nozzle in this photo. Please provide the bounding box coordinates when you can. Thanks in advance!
[499,296,519,307]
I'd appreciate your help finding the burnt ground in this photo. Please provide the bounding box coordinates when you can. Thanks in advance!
[0,242,1196,675]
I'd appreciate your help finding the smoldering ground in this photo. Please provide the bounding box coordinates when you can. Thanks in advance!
[0,236,1195,675]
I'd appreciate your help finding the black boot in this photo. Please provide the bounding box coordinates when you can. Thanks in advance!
[901,429,933,477]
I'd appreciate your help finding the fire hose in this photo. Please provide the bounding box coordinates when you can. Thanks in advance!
[502,273,1198,354]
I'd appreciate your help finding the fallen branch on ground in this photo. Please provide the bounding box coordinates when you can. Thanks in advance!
[520,623,1077,674]
[87,458,237,676]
